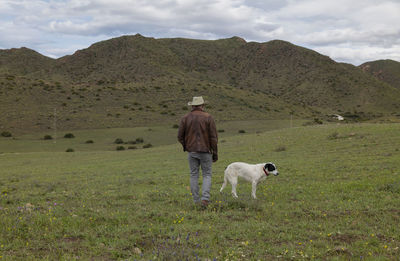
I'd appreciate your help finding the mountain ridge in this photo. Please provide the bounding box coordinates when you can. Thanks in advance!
[1,35,400,133]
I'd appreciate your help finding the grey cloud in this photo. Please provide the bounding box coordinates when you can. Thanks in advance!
[0,0,399,64]
[42,0,280,40]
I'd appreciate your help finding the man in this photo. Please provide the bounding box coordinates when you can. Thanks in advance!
[178,96,218,207]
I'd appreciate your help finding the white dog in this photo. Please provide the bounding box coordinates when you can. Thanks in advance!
[220,162,279,199]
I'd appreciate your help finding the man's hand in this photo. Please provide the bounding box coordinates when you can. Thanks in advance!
[212,154,218,162]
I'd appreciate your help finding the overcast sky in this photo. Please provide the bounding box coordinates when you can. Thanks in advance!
[1,0,399,65]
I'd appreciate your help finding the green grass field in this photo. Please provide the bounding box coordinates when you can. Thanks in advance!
[1,121,399,260]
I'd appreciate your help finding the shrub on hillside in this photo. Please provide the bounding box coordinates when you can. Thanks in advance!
[275,145,287,152]
[64,133,75,138]
[116,146,125,151]
[303,118,324,126]
[1,131,12,137]
[66,148,74,152]
[135,138,144,144]
[43,135,53,140]
[143,143,153,149]
[85,140,94,144]
[314,118,323,124]
[114,138,124,144]
[238,130,246,134]
[172,124,179,129]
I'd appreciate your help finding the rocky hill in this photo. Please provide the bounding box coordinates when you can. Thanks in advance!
[359,59,400,90]
[1,35,400,133]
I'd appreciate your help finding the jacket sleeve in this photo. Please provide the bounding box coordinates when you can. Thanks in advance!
[208,116,218,156]
[177,117,186,151]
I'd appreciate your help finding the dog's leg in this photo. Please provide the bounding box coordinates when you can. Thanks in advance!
[251,181,257,199]
[220,175,227,193]
[231,177,238,198]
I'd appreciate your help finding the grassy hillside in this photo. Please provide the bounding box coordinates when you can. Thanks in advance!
[0,47,54,75]
[1,35,400,133]
[1,122,399,259]
[49,35,400,114]
[0,119,306,153]
[0,73,311,134]
[359,59,400,90]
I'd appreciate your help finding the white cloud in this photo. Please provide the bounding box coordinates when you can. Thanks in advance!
[315,44,400,65]
[0,0,399,64]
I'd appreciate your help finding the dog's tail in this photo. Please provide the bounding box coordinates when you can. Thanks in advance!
[220,172,228,193]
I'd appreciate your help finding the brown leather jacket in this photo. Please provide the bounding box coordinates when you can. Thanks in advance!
[178,107,218,158]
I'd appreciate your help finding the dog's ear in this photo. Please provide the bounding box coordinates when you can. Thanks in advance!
[265,163,276,172]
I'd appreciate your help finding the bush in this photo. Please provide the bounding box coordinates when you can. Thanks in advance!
[218,129,225,133]
[275,145,286,152]
[85,140,94,144]
[172,124,179,129]
[114,138,124,144]
[66,148,74,152]
[314,118,323,124]
[143,143,153,149]
[1,131,12,137]
[43,135,53,140]
[238,130,246,134]
[64,133,75,138]
[116,146,125,151]
[135,137,144,144]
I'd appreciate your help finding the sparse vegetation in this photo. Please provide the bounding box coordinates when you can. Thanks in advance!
[116,145,125,151]
[314,118,323,124]
[1,131,12,137]
[142,143,153,148]
[64,133,75,138]
[65,148,74,152]
[114,138,124,144]
[43,134,53,140]
[274,145,287,152]
[135,137,144,143]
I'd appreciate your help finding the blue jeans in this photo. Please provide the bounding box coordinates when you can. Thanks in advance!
[188,152,212,203]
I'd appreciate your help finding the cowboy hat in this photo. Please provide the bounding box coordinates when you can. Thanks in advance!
[188,96,205,106]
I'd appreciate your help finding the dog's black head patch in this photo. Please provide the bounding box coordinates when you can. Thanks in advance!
[265,163,276,172]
